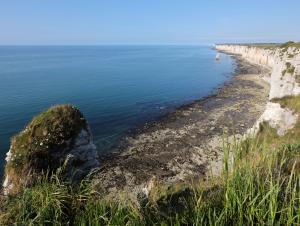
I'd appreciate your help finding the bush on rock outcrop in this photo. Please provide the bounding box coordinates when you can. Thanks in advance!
[3,104,99,195]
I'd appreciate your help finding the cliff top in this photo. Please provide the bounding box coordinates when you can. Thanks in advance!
[4,104,88,193]
[217,41,300,50]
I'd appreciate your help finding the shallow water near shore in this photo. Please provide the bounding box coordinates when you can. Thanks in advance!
[0,45,235,177]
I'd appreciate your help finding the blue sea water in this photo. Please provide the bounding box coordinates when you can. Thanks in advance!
[0,45,235,177]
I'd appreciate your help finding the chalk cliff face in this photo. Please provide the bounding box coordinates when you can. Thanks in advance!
[216,45,300,99]
[216,44,300,135]
[3,105,99,195]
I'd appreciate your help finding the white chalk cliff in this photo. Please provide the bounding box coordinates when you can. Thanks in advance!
[216,44,300,135]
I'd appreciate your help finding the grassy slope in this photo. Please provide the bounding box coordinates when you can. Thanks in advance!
[245,41,300,50]
[2,44,300,225]
[1,96,300,225]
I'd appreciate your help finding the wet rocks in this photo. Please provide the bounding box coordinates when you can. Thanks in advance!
[91,59,270,197]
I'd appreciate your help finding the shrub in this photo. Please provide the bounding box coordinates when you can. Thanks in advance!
[282,62,295,76]
[4,104,87,194]
[280,41,295,48]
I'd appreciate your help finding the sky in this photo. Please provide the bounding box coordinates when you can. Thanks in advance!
[0,0,299,45]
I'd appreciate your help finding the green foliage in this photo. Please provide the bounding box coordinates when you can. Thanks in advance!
[281,41,300,48]
[0,171,142,226]
[287,65,296,74]
[245,41,300,50]
[246,43,279,49]
[282,62,295,76]
[2,132,300,225]
[280,41,300,53]
[281,41,296,48]
[3,96,300,225]
[5,104,87,194]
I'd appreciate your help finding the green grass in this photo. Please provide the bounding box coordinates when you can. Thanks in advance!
[245,43,279,49]
[281,41,300,49]
[280,41,300,53]
[5,104,87,194]
[2,97,300,225]
[2,127,300,225]
[243,41,300,51]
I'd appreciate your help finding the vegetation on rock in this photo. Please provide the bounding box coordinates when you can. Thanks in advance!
[246,41,300,50]
[282,62,295,76]
[2,44,300,224]
[280,41,300,49]
[4,104,88,194]
[1,95,300,225]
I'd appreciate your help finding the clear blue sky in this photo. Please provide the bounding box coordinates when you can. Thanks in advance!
[0,0,299,45]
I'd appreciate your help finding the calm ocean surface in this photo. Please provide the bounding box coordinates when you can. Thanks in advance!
[0,45,235,176]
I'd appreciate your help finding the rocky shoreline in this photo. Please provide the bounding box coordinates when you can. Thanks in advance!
[91,54,271,197]
[2,43,300,225]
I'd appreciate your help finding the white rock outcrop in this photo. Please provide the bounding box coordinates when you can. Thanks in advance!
[3,127,99,195]
[248,102,298,136]
[216,44,300,135]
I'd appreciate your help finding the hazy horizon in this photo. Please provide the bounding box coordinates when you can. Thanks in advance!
[0,0,299,45]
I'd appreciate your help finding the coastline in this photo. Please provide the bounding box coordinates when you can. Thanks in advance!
[5,43,300,224]
[91,54,271,197]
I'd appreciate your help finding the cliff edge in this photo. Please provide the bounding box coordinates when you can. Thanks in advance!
[3,104,99,195]
[216,43,300,136]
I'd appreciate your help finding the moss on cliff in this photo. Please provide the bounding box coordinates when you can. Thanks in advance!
[245,41,300,51]
[5,104,88,194]
[282,62,295,76]
[280,41,300,48]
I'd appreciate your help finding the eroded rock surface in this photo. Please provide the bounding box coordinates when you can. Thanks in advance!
[249,102,298,136]
[217,44,300,136]
[216,44,300,99]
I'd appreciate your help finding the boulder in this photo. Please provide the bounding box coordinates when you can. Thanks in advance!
[3,104,99,195]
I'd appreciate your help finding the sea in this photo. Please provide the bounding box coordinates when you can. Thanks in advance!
[0,45,235,177]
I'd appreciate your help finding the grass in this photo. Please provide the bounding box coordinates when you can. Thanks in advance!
[2,132,300,225]
[5,104,87,194]
[257,95,300,148]
[245,43,279,49]
[219,41,300,50]
[2,96,300,225]
[280,41,300,49]
[280,41,300,53]
[242,41,300,51]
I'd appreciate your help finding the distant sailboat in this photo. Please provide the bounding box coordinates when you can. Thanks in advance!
[215,53,220,60]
